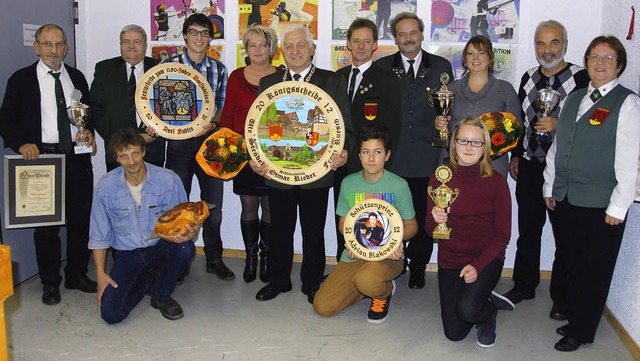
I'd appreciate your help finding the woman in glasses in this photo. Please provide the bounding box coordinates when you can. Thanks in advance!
[427,116,514,348]
[220,25,278,283]
[436,35,521,177]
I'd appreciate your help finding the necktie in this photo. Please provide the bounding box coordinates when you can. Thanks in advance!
[590,89,602,102]
[293,73,301,81]
[348,68,360,102]
[128,65,137,124]
[407,59,415,84]
[49,71,72,153]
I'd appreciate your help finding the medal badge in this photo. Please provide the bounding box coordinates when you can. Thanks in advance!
[589,107,611,126]
[364,102,378,121]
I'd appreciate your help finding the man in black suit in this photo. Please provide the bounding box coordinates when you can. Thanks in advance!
[376,12,453,289]
[0,24,97,305]
[250,24,354,304]
[91,24,165,171]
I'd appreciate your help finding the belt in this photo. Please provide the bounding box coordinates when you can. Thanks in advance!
[41,143,61,153]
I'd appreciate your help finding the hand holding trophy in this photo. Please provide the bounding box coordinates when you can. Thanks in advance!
[535,86,561,142]
[427,165,459,240]
[432,73,455,148]
[66,89,92,154]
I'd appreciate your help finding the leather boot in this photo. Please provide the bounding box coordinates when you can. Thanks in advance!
[241,220,259,283]
[259,221,271,283]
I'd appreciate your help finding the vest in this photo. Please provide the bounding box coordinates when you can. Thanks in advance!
[552,84,633,207]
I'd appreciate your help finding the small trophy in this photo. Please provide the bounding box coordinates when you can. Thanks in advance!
[432,73,455,148]
[535,86,561,141]
[66,89,92,154]
[427,165,459,240]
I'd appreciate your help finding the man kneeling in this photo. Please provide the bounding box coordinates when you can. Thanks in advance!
[313,126,417,323]
[89,128,197,324]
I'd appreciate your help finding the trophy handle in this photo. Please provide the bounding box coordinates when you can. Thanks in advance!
[450,188,460,204]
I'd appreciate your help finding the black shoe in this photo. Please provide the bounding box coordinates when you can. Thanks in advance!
[549,304,568,320]
[554,336,584,352]
[367,281,395,324]
[150,294,184,320]
[556,324,569,336]
[64,275,98,293]
[255,283,292,301]
[489,291,515,311]
[306,290,317,305]
[206,259,235,281]
[408,268,425,289]
[502,287,534,304]
[42,285,61,305]
[476,312,497,348]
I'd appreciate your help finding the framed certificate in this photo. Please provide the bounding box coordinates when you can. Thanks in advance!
[4,154,65,229]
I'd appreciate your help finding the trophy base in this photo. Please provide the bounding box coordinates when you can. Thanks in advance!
[74,144,93,154]
[433,228,451,240]
[432,137,449,148]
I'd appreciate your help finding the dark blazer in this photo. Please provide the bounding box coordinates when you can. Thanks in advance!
[0,61,92,153]
[376,50,453,178]
[336,62,401,172]
[90,56,165,165]
[258,67,354,189]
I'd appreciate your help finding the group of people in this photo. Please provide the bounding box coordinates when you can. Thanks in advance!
[0,10,637,354]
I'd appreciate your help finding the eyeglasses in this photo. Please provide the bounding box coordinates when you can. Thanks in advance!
[187,29,211,37]
[586,54,617,63]
[248,43,269,50]
[455,138,484,147]
[38,41,65,49]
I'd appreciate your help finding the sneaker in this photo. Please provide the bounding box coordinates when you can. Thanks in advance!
[150,294,184,320]
[476,312,497,348]
[367,280,395,324]
[489,290,515,311]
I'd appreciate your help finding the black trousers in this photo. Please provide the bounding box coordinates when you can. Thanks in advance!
[438,258,503,341]
[403,176,434,270]
[553,198,625,343]
[512,158,567,307]
[333,166,348,261]
[34,151,93,287]
[268,186,329,293]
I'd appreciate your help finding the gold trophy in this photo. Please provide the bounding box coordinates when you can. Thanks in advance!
[432,73,455,148]
[427,165,459,240]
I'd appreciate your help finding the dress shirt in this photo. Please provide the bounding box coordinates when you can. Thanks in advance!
[349,59,373,97]
[401,51,422,75]
[37,60,79,143]
[288,64,312,81]
[127,60,144,127]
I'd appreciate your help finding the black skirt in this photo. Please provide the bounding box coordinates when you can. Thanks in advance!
[232,164,268,196]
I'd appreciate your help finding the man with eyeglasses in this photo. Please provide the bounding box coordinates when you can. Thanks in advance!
[503,20,589,322]
[90,24,164,172]
[161,13,234,281]
[0,24,97,305]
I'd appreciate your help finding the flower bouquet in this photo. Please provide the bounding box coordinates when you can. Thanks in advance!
[196,127,248,179]
[479,112,523,157]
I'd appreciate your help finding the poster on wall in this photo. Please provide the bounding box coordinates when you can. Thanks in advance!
[235,44,286,69]
[330,44,398,71]
[238,0,318,39]
[151,44,224,61]
[150,0,225,41]
[428,44,518,84]
[430,0,520,44]
[332,0,417,40]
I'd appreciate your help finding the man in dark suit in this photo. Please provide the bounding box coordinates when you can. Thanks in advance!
[250,24,354,304]
[376,12,453,289]
[0,24,97,305]
[90,24,165,171]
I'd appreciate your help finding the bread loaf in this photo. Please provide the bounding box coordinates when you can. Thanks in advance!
[153,201,210,240]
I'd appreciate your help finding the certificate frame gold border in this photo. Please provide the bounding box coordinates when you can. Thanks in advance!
[3,154,65,229]
[244,81,345,186]
[135,63,215,140]
[343,199,403,261]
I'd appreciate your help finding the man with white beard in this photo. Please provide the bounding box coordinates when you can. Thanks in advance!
[503,20,589,320]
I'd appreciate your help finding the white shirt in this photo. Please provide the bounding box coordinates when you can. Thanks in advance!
[127,59,144,127]
[543,79,640,219]
[289,64,312,81]
[37,60,79,143]
[349,59,372,101]
[401,51,422,74]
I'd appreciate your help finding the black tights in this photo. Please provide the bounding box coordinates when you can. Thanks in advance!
[240,195,270,223]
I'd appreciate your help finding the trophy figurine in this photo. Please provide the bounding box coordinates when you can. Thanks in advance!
[427,165,459,240]
[535,87,561,141]
[432,73,455,148]
[66,89,92,154]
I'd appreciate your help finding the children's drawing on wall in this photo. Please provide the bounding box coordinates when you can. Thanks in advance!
[332,0,417,40]
[428,44,518,84]
[151,0,225,41]
[430,0,520,44]
[238,0,318,39]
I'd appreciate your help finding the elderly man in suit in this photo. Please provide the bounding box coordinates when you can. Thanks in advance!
[376,12,453,289]
[250,24,354,304]
[90,24,165,171]
[0,24,97,305]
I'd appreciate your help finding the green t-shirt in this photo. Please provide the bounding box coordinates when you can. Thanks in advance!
[336,170,415,262]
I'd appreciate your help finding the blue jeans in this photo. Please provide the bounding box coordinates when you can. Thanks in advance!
[100,240,195,324]
[166,137,224,263]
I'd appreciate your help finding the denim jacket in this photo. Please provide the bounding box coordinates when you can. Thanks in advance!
[89,163,187,251]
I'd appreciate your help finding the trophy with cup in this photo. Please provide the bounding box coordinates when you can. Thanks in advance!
[535,87,561,142]
[66,89,92,154]
[427,165,459,240]
[431,73,455,148]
